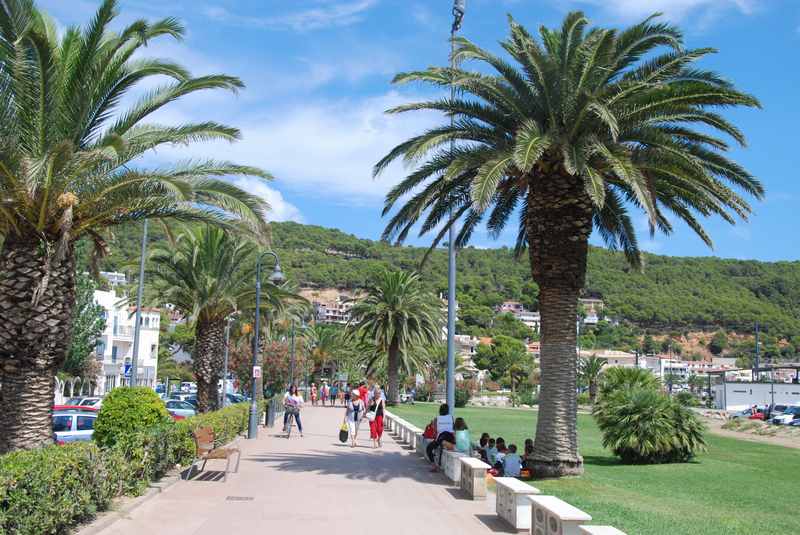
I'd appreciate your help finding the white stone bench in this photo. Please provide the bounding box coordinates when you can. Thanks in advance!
[494,477,541,530]
[529,495,592,535]
[579,526,627,535]
[459,457,491,500]
[441,449,467,482]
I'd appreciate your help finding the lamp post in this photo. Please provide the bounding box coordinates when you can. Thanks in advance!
[220,311,239,408]
[446,0,466,413]
[130,219,149,387]
[248,251,285,440]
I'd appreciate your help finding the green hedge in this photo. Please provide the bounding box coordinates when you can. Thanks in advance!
[94,387,171,448]
[0,401,265,535]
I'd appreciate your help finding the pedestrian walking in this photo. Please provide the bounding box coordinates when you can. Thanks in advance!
[284,385,304,437]
[320,382,329,406]
[367,384,385,448]
[330,383,338,406]
[310,383,318,406]
[344,389,365,448]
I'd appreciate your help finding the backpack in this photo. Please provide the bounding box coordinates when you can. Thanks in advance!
[423,421,437,439]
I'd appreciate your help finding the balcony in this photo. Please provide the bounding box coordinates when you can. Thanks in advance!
[112,325,134,339]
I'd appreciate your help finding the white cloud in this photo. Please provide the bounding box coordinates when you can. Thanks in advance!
[231,177,304,223]
[152,90,441,206]
[204,0,378,31]
[565,0,758,22]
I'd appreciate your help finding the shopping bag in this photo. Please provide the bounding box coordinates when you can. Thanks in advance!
[339,422,349,443]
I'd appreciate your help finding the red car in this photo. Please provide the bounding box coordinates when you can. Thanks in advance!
[53,405,98,412]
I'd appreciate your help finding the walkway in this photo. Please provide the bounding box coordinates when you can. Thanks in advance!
[93,406,507,535]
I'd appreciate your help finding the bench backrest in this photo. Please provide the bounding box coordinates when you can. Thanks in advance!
[194,426,215,456]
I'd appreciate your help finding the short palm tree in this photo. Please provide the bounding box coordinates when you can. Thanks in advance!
[376,12,761,476]
[0,0,271,451]
[348,271,443,404]
[148,225,297,412]
[579,355,607,403]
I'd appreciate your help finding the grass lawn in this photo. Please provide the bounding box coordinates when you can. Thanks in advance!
[391,403,799,535]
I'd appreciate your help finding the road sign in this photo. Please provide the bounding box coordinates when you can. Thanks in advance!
[123,363,131,378]
[253,366,262,378]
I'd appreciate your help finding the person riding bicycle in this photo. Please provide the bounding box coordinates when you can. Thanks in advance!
[284,385,304,437]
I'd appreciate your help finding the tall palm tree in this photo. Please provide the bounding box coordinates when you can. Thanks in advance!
[348,271,443,404]
[148,225,298,412]
[0,0,271,451]
[375,13,761,476]
[579,355,607,403]
[304,323,343,379]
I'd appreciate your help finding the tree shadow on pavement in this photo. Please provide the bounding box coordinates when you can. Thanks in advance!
[246,449,453,486]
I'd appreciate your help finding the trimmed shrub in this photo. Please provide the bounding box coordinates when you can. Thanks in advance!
[94,387,171,447]
[593,387,707,464]
[455,384,471,407]
[0,443,116,534]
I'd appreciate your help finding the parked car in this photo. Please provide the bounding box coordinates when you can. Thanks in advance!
[184,395,198,408]
[77,397,102,408]
[165,400,196,418]
[53,409,98,444]
[731,407,766,420]
[771,406,800,425]
[769,404,790,417]
[65,396,84,405]
[53,404,98,412]
[226,393,246,404]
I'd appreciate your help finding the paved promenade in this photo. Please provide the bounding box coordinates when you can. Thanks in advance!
[94,406,507,535]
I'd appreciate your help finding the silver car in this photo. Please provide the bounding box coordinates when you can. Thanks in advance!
[53,410,97,443]
[165,400,196,418]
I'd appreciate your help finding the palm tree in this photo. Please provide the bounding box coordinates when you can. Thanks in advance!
[348,271,443,404]
[0,0,271,451]
[147,225,299,412]
[304,323,344,379]
[579,355,607,403]
[375,12,761,476]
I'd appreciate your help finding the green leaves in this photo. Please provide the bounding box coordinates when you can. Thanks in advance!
[512,121,549,172]
[472,154,512,211]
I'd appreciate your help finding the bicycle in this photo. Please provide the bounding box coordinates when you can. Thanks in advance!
[284,405,300,438]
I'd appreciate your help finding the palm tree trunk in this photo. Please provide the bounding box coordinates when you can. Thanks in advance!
[589,381,597,403]
[387,338,400,405]
[0,235,77,453]
[526,167,591,477]
[193,319,225,413]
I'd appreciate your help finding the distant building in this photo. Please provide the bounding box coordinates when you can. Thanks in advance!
[99,271,127,287]
[94,289,160,394]
[579,349,637,368]
[314,297,354,325]
[496,301,540,332]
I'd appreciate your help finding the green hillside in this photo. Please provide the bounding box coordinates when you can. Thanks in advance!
[79,221,800,343]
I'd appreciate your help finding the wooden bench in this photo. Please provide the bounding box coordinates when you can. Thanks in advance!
[192,427,241,482]
[494,477,541,529]
[529,495,592,535]
[459,457,491,500]
[578,526,627,535]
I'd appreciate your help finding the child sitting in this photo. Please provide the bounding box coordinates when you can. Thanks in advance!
[477,433,490,463]
[492,437,508,474]
[503,444,523,477]
[486,438,498,465]
[522,438,534,468]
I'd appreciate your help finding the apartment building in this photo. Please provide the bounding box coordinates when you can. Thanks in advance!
[94,289,160,394]
[99,271,127,287]
[496,301,541,332]
[314,297,354,325]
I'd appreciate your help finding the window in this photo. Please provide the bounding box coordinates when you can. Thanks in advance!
[53,415,72,432]
[111,346,118,363]
[76,416,95,431]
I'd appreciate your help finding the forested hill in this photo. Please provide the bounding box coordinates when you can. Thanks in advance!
[85,221,800,339]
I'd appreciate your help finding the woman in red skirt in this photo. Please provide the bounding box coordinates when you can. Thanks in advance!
[367,384,385,448]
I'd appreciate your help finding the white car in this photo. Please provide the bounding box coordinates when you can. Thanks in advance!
[771,406,800,425]
[53,409,98,443]
[78,397,102,408]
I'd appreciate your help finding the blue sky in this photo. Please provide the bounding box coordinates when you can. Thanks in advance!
[41,0,800,261]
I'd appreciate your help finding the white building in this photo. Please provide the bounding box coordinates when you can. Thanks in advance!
[99,271,127,287]
[644,356,689,380]
[94,289,160,394]
[713,382,800,411]
[496,301,540,332]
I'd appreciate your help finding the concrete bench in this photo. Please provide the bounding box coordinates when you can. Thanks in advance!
[529,495,592,535]
[494,477,541,530]
[441,449,467,482]
[579,526,627,535]
[459,457,491,500]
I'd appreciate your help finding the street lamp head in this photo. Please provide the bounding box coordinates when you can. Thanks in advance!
[269,263,286,284]
[453,0,465,17]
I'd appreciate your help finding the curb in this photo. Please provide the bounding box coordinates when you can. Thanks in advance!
[74,470,183,535]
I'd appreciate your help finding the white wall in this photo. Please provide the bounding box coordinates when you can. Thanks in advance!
[714,382,800,410]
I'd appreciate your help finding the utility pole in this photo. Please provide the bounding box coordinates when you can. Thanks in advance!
[446,0,466,414]
[130,219,148,387]
[754,321,760,382]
